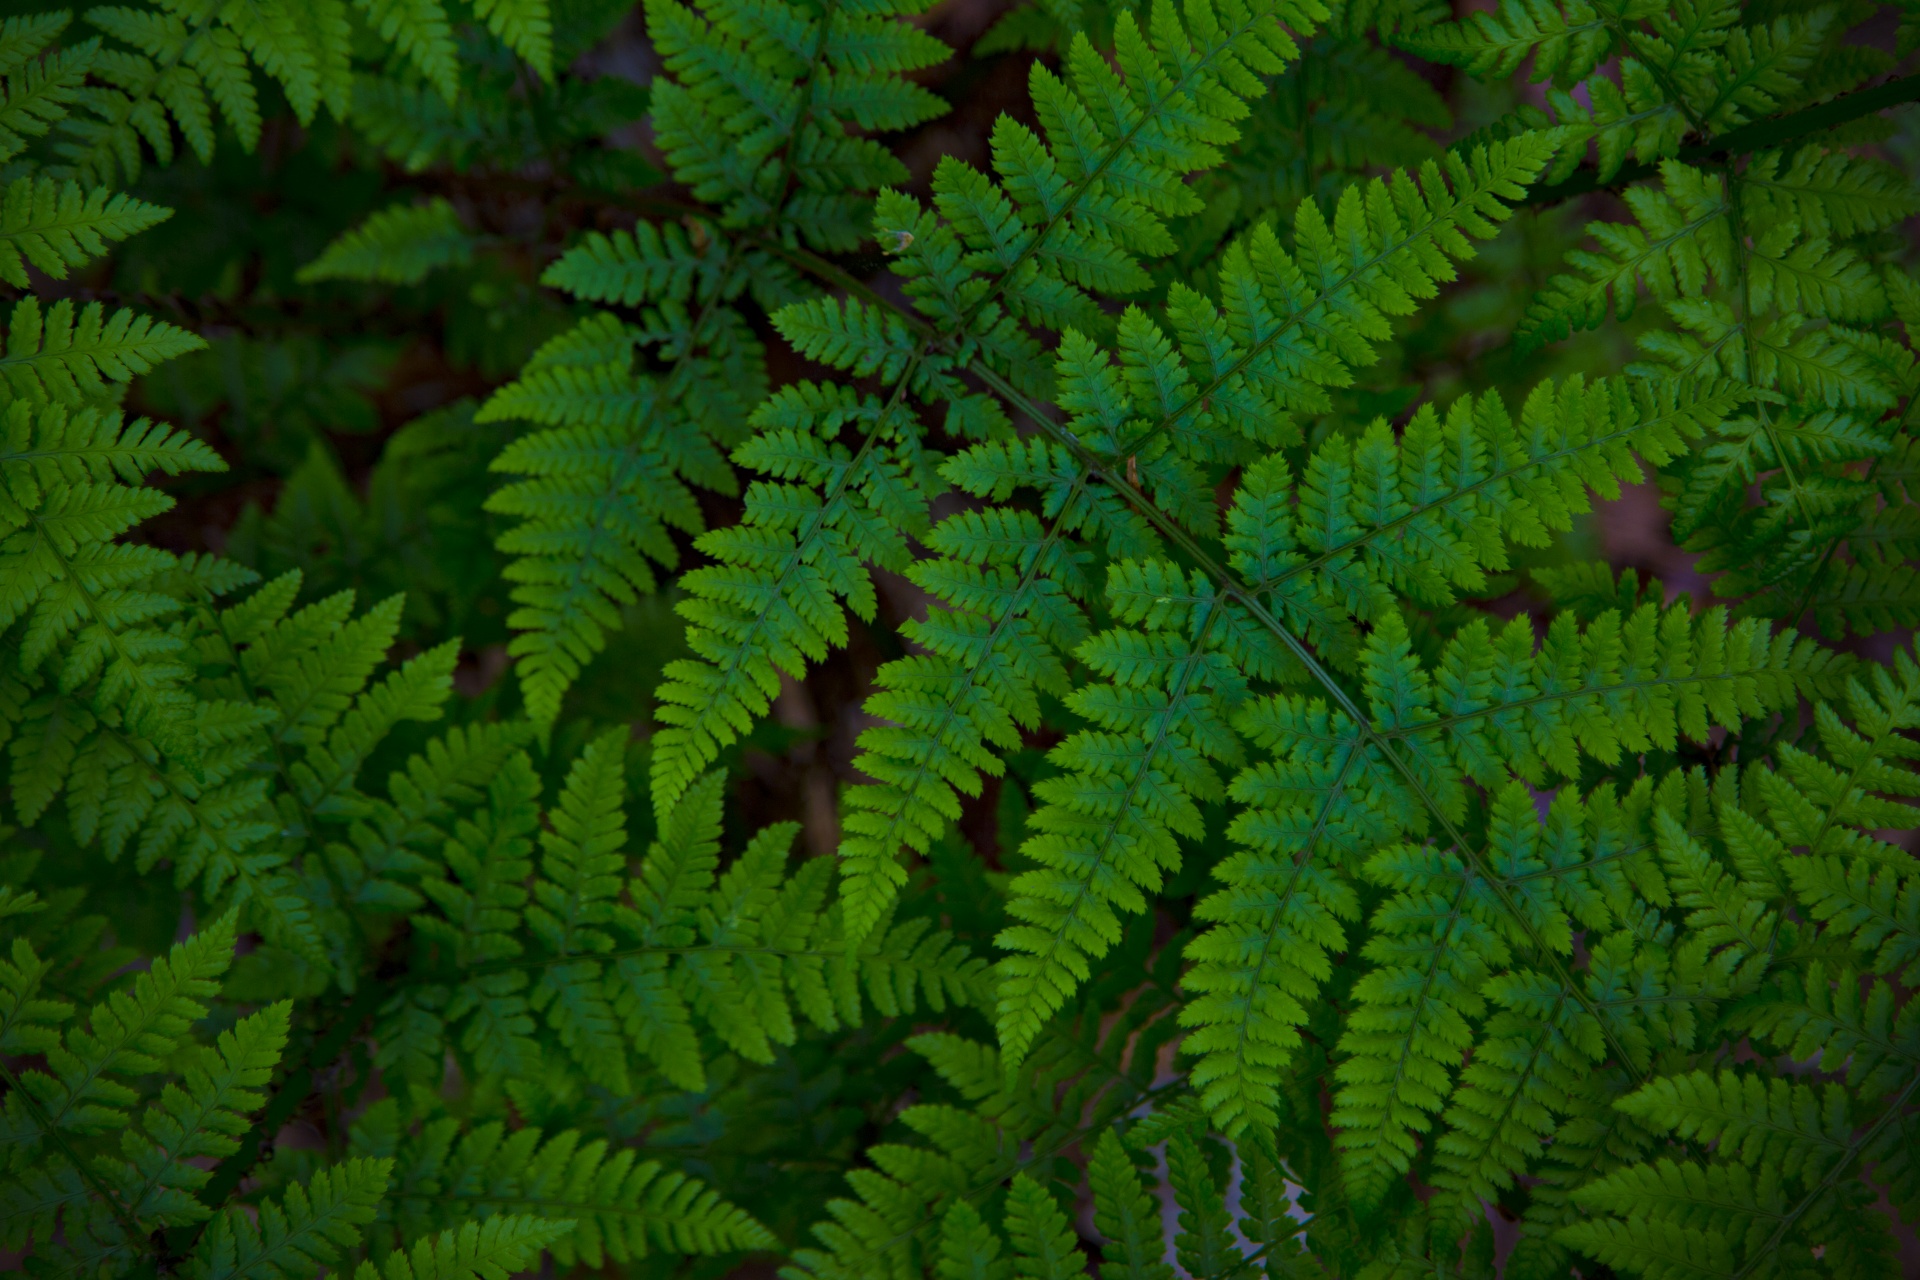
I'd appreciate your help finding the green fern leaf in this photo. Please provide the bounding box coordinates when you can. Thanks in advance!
[297,199,476,285]
[187,1157,392,1280]
[352,1217,574,1280]
[0,296,205,406]
[0,178,169,288]
[471,0,552,80]
[352,0,458,103]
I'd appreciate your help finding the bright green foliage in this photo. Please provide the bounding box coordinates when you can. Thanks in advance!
[993,370,1749,1068]
[841,136,1567,954]
[3,1,1919,1280]
[351,1217,575,1280]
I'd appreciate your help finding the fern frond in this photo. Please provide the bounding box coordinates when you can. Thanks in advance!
[1088,1128,1174,1280]
[389,750,986,1096]
[787,935,1182,1280]
[471,0,553,82]
[0,296,205,407]
[0,178,168,288]
[111,1000,290,1225]
[297,199,476,286]
[353,1217,574,1280]
[352,0,459,104]
[649,0,1326,818]
[481,281,751,729]
[995,568,1257,1064]
[353,1101,774,1265]
[0,912,234,1157]
[1167,1127,1238,1279]
[0,37,94,165]
[188,1158,392,1280]
[1405,0,1614,85]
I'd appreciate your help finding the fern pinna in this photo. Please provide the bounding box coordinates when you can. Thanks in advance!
[4,0,1920,1278]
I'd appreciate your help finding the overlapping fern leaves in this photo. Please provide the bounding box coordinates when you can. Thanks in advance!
[0,1,553,186]
[753,3,1916,1274]
[4,0,1919,1278]
[478,0,949,729]
[1420,0,1920,633]
[378,734,986,1095]
[646,0,1323,822]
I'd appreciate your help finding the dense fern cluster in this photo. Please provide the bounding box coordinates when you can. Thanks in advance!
[2,0,1918,1277]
